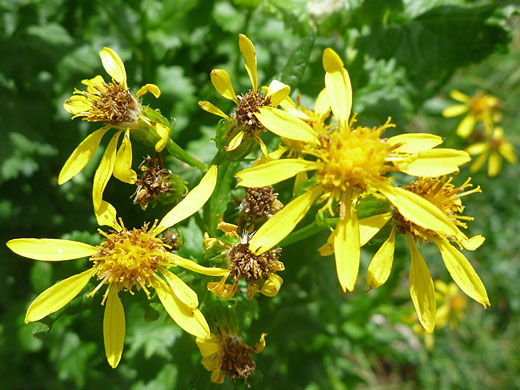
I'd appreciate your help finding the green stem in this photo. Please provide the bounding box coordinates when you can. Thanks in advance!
[280,218,339,247]
[165,139,207,172]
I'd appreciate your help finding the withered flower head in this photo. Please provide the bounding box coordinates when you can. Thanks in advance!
[239,186,283,222]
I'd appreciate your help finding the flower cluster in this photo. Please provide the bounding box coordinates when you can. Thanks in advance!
[6,35,492,384]
[444,90,516,176]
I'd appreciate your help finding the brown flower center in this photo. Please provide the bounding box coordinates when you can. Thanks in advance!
[235,90,271,134]
[220,335,256,384]
[228,242,283,284]
[87,81,139,124]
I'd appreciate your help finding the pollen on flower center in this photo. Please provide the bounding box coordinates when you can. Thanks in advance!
[315,127,395,196]
[235,90,271,134]
[86,81,139,124]
[393,177,480,242]
[227,241,283,284]
[90,224,171,293]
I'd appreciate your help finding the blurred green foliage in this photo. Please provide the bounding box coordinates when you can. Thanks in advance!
[1,0,520,388]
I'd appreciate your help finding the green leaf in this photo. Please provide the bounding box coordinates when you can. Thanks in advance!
[357,4,511,93]
[278,29,316,88]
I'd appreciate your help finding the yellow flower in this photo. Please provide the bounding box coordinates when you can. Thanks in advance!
[198,34,313,154]
[235,48,471,293]
[61,47,171,218]
[205,216,284,300]
[442,90,502,138]
[435,280,467,329]
[466,126,516,177]
[196,330,266,384]
[7,167,227,368]
[361,177,488,333]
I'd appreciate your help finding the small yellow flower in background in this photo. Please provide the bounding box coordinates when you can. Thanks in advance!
[61,47,172,219]
[7,167,227,368]
[466,126,516,177]
[442,90,502,138]
[196,328,266,385]
[235,48,471,294]
[360,176,488,333]
[199,34,314,154]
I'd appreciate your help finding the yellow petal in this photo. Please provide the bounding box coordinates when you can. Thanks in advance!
[7,238,97,261]
[398,149,470,176]
[333,202,360,292]
[466,142,488,155]
[63,95,91,115]
[314,88,330,118]
[154,165,217,234]
[95,200,121,230]
[225,130,244,151]
[81,75,105,94]
[434,237,490,307]
[136,83,161,99]
[173,255,229,276]
[499,142,517,164]
[210,69,237,102]
[113,130,136,184]
[25,268,96,323]
[366,226,396,288]
[154,123,171,152]
[387,133,443,154]
[266,80,290,106]
[470,151,489,173]
[488,151,502,177]
[103,287,125,368]
[317,230,335,256]
[238,34,258,91]
[255,107,320,144]
[161,269,199,310]
[236,158,317,188]
[323,49,351,126]
[359,213,392,246]
[260,274,283,297]
[196,334,221,358]
[198,101,229,119]
[456,115,476,138]
[250,186,322,255]
[99,47,126,86]
[154,278,210,338]
[407,234,436,333]
[211,368,225,384]
[462,235,485,251]
[253,333,267,353]
[93,131,122,211]
[450,90,470,103]
[379,181,462,240]
[442,104,468,118]
[207,276,237,299]
[58,127,111,185]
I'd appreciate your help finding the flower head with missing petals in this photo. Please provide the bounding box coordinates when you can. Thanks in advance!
[61,48,172,219]
[235,47,471,294]
[7,167,227,368]
[196,324,266,385]
[199,34,314,155]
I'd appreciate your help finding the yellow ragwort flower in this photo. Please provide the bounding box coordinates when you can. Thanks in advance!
[442,90,502,138]
[198,34,315,154]
[196,330,266,384]
[235,48,471,293]
[466,126,516,177]
[357,177,488,333]
[61,47,171,219]
[7,166,227,368]
[204,216,284,300]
